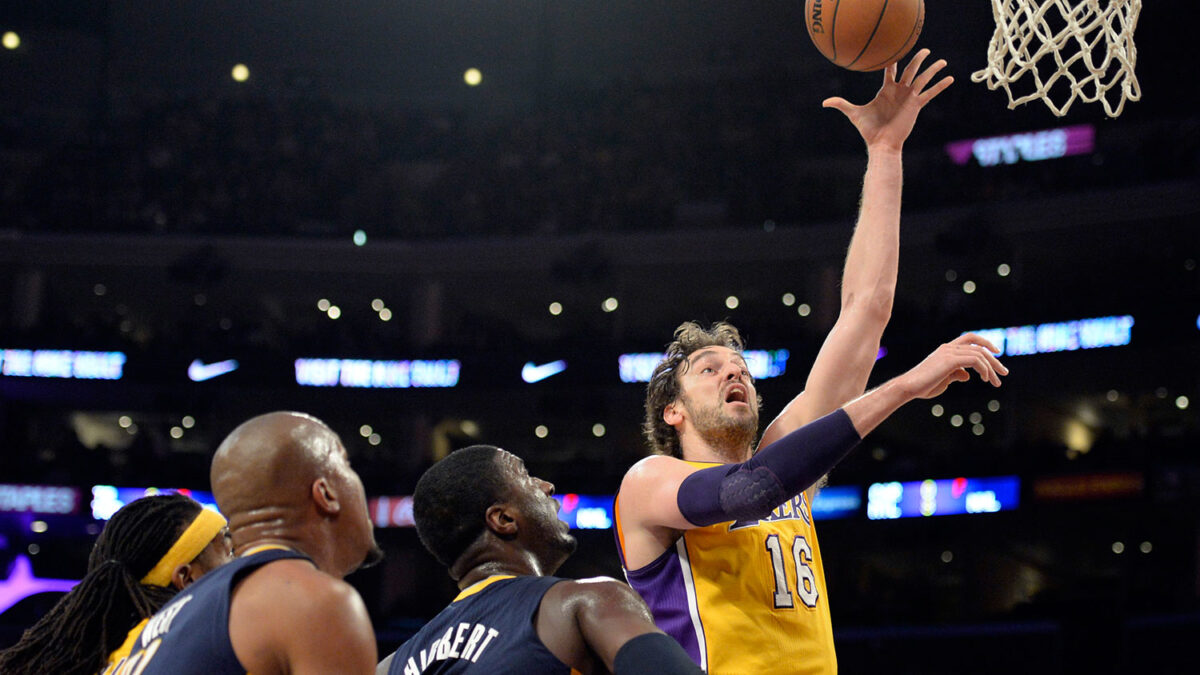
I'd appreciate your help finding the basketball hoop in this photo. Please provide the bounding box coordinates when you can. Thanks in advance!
[972,0,1142,117]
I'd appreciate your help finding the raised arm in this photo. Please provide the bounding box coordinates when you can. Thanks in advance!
[760,49,953,449]
[538,578,701,674]
[618,334,1005,552]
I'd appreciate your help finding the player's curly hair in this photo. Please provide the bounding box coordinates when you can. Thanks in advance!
[643,321,752,457]
[413,445,511,570]
[0,494,203,675]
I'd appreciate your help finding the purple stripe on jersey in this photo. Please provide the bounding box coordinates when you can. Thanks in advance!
[624,546,701,666]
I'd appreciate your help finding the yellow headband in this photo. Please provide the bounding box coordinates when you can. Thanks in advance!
[140,508,227,587]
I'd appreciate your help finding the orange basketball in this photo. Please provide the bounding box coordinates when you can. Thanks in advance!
[805,0,925,72]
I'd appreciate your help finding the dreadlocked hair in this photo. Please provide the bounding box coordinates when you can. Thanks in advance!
[0,493,203,675]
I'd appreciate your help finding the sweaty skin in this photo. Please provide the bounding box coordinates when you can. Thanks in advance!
[211,412,382,675]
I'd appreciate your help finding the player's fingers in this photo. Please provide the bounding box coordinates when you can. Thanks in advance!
[966,350,990,375]
[900,48,931,86]
[822,97,855,117]
[918,76,955,104]
[973,350,1006,386]
[911,59,948,94]
[970,355,999,386]
[955,332,1001,354]
[980,348,1009,376]
[951,346,993,384]
[885,61,899,84]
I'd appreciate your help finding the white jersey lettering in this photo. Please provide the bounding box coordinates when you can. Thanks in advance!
[461,624,487,661]
[448,623,470,658]
[407,623,502,671]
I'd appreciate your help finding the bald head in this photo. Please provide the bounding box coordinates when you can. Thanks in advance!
[211,411,344,519]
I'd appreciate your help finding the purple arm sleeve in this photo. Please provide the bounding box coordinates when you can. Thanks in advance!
[613,633,703,674]
[676,408,862,527]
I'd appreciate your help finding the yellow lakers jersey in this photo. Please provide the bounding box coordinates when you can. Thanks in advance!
[616,460,836,674]
[101,618,148,675]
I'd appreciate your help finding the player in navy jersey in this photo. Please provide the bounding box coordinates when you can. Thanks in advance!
[378,444,700,675]
[0,494,231,675]
[114,411,384,675]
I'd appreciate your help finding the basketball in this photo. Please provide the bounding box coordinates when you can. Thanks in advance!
[805,0,925,72]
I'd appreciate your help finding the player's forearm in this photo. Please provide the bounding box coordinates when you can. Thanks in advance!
[840,148,902,317]
[613,633,703,675]
[677,410,861,526]
[841,374,917,438]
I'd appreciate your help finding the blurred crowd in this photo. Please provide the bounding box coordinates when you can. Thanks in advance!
[3,72,1197,240]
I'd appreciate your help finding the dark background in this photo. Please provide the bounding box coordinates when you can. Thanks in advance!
[1,1,1198,672]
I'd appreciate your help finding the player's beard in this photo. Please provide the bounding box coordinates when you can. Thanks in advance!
[683,395,759,458]
[359,539,386,570]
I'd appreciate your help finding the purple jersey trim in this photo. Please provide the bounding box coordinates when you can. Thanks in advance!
[623,543,703,666]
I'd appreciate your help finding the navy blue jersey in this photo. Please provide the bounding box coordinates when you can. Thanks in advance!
[382,575,571,675]
[112,547,309,675]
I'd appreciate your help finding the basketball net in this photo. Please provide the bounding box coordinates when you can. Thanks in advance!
[971,0,1142,117]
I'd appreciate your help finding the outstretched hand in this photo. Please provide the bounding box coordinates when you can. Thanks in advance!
[899,333,1008,400]
[822,48,953,153]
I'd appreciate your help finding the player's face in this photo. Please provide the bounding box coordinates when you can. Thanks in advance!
[173,525,233,590]
[497,450,576,572]
[191,527,234,575]
[676,346,760,449]
[331,439,385,571]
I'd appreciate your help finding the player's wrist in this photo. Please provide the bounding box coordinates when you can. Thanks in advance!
[866,142,904,158]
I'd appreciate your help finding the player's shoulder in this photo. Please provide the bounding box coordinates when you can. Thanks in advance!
[621,454,690,484]
[231,557,372,658]
[543,576,653,627]
[236,558,358,612]
[546,576,642,608]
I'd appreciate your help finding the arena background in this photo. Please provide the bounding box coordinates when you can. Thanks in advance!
[1,1,1197,672]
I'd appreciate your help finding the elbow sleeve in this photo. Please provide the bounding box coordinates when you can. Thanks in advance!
[676,409,861,527]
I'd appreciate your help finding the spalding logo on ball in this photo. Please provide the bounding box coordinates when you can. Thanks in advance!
[806,0,924,71]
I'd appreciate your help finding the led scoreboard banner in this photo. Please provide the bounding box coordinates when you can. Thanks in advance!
[944,124,1094,167]
[553,494,613,530]
[370,490,857,529]
[371,494,614,530]
[968,315,1133,357]
[619,349,791,384]
[810,486,862,520]
[294,358,461,388]
[89,486,219,521]
[867,476,1019,520]
[0,349,126,380]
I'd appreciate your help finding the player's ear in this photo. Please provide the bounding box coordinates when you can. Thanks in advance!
[170,563,198,591]
[663,401,684,427]
[484,503,518,538]
[312,477,342,516]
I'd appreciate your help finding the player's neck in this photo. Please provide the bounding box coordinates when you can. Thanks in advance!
[681,438,752,464]
[453,543,552,589]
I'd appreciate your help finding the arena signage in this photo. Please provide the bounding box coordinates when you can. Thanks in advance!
[0,484,80,515]
[967,315,1133,357]
[618,349,790,384]
[0,349,126,380]
[867,476,1019,520]
[90,486,219,521]
[295,358,461,388]
[945,124,1094,166]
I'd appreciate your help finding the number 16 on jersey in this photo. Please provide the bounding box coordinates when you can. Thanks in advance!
[765,534,819,609]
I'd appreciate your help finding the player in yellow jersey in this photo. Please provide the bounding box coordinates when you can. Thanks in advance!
[615,50,969,674]
[617,328,1007,673]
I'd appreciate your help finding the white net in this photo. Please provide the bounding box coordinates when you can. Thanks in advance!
[971,0,1142,117]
